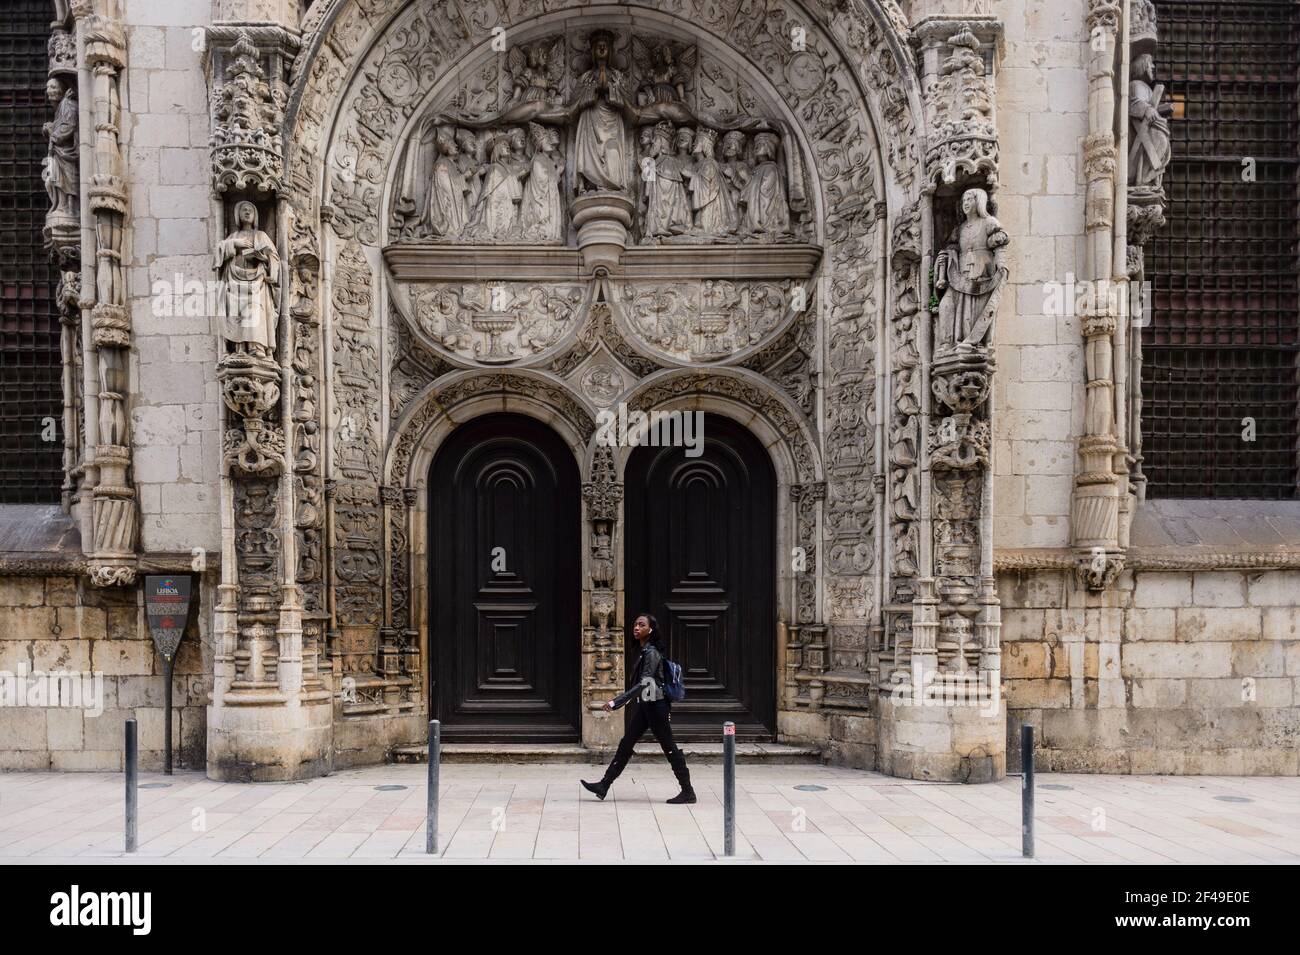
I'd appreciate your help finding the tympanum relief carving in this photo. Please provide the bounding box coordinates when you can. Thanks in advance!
[387,28,809,250]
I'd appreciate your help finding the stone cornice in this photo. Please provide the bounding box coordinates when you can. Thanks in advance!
[995,548,1300,573]
[383,244,823,283]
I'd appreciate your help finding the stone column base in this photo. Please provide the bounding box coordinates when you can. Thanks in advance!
[583,704,624,750]
[876,694,1006,783]
[207,697,333,782]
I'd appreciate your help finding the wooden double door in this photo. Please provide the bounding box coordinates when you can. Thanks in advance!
[429,411,776,741]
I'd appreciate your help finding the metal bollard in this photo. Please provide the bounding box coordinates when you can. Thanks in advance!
[427,720,441,854]
[163,655,175,775]
[723,721,736,857]
[125,718,138,853]
[1021,723,1034,859]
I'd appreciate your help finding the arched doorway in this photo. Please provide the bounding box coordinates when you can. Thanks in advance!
[428,413,581,740]
[624,413,777,740]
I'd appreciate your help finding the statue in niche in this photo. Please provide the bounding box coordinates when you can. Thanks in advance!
[641,122,691,240]
[1129,53,1171,192]
[934,188,1008,355]
[741,132,790,237]
[42,78,79,223]
[519,123,564,241]
[427,125,472,237]
[685,126,732,236]
[215,200,280,358]
[472,128,528,240]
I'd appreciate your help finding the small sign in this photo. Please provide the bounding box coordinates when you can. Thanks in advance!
[723,723,736,736]
[145,575,192,661]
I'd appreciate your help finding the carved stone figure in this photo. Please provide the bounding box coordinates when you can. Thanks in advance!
[641,122,691,240]
[43,78,79,226]
[572,30,633,193]
[507,37,566,107]
[455,128,486,217]
[519,122,564,241]
[685,126,731,235]
[934,188,1008,355]
[473,128,529,239]
[427,125,472,237]
[741,132,789,236]
[632,38,697,116]
[719,130,749,230]
[215,200,280,357]
[1128,53,1171,192]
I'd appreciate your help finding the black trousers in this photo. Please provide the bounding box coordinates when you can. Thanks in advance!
[601,699,692,790]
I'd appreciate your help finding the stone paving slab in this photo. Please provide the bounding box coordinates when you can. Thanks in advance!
[1,763,1297,864]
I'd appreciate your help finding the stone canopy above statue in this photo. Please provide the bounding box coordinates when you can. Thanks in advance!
[387,27,813,260]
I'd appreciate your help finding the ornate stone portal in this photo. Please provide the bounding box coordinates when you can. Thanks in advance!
[201,0,1008,783]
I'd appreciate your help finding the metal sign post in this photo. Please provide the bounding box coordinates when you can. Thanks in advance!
[144,575,193,774]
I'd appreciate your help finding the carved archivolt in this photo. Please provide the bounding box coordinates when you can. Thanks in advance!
[619,366,821,485]
[386,368,598,487]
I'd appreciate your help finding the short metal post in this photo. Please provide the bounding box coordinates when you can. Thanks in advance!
[723,721,736,857]
[163,656,175,775]
[125,718,138,853]
[426,720,440,854]
[1021,723,1034,859]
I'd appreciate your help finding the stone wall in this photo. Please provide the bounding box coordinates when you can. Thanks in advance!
[0,574,212,771]
[124,0,223,555]
[1000,567,1300,774]
[992,0,1090,549]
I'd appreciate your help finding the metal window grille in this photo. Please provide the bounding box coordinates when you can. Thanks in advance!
[1143,0,1300,499]
[0,0,64,504]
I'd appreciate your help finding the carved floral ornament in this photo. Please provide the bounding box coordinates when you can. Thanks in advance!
[387,273,805,369]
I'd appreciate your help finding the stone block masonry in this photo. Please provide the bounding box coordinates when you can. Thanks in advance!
[0,576,213,772]
[999,568,1300,775]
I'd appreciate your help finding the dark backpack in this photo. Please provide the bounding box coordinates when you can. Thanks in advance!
[659,654,685,702]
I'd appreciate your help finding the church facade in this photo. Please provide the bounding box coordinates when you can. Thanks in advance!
[1,0,1297,782]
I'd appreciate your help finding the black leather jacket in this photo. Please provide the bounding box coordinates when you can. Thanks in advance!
[611,643,666,709]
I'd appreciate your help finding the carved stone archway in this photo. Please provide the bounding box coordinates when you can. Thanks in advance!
[206,0,1012,781]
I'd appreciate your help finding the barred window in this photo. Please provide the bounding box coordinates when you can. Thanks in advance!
[0,0,64,504]
[1143,0,1300,499]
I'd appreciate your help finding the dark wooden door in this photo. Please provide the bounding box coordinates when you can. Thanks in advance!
[429,413,580,740]
[625,413,776,739]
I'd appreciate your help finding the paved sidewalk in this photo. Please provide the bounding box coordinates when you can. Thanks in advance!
[2,763,1297,863]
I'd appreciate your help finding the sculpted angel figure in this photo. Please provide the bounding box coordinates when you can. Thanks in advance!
[632,39,697,114]
[934,188,1009,355]
[740,132,789,236]
[215,200,280,358]
[519,123,564,241]
[508,37,565,107]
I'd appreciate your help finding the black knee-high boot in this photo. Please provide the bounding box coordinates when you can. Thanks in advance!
[666,747,696,804]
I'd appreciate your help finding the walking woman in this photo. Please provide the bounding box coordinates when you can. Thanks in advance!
[582,613,696,804]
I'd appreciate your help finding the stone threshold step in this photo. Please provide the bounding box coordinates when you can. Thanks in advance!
[390,742,824,764]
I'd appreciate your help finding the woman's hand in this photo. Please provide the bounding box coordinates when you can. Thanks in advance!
[602,700,614,713]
